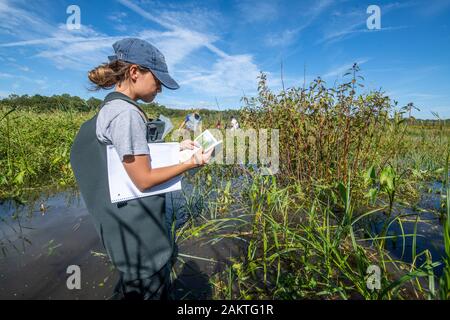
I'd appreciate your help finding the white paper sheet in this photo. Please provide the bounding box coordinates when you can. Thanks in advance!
[107,142,181,203]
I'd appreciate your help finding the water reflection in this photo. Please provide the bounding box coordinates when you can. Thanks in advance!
[366,181,446,277]
[0,189,118,299]
[0,173,247,299]
[2,173,446,298]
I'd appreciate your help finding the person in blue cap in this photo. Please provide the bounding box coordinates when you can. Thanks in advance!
[70,38,213,300]
[179,110,202,133]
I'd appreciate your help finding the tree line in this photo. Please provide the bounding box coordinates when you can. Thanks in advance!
[0,93,240,122]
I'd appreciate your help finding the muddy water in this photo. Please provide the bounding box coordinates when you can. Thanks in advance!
[0,190,117,299]
[0,186,245,300]
[1,176,446,299]
[368,182,447,277]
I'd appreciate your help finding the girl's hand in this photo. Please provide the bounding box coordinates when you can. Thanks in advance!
[188,147,214,167]
[180,139,200,151]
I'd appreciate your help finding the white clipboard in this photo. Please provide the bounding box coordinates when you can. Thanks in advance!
[107,142,181,203]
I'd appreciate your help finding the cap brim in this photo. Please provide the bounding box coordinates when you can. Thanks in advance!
[152,70,180,90]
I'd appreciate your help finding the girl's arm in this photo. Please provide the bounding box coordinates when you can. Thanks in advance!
[122,148,213,192]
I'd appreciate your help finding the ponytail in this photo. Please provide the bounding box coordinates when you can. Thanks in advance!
[88,60,148,91]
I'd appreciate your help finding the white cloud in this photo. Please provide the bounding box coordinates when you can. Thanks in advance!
[120,0,261,98]
[235,0,280,23]
[265,28,302,47]
[322,58,370,79]
[108,11,128,23]
[31,25,121,70]
[157,96,220,109]
[137,29,219,71]
[0,0,54,39]
[0,72,14,78]
[0,2,124,70]
[18,65,30,72]
[265,0,332,47]
[317,3,412,45]
[179,54,260,97]
[157,7,222,33]
[108,11,129,32]
[0,0,264,106]
[319,25,408,45]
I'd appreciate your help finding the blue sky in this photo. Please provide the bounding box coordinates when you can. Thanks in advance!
[0,0,449,119]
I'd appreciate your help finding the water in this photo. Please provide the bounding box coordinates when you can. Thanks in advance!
[2,176,446,298]
[366,181,446,277]
[0,190,118,299]
[0,179,246,300]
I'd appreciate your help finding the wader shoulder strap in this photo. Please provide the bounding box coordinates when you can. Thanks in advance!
[101,92,149,120]
[101,92,165,143]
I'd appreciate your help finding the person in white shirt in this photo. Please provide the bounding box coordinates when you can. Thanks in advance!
[230,116,239,131]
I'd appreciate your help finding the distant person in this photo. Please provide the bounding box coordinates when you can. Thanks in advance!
[216,119,222,129]
[230,116,239,131]
[179,111,202,132]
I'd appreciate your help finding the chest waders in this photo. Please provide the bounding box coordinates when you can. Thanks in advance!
[70,92,172,299]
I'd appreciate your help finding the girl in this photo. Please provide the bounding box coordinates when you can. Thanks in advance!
[70,38,212,300]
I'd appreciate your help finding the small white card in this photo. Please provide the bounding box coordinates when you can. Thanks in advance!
[179,130,223,163]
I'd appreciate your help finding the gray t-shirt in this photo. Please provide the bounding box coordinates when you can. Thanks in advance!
[96,99,150,162]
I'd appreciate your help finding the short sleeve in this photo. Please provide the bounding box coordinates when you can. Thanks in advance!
[109,109,150,162]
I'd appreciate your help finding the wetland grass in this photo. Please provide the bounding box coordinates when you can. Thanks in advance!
[1,65,450,299]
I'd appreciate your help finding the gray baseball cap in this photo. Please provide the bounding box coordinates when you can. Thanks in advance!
[108,38,180,90]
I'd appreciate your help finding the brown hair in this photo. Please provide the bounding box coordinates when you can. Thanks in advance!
[88,60,149,91]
